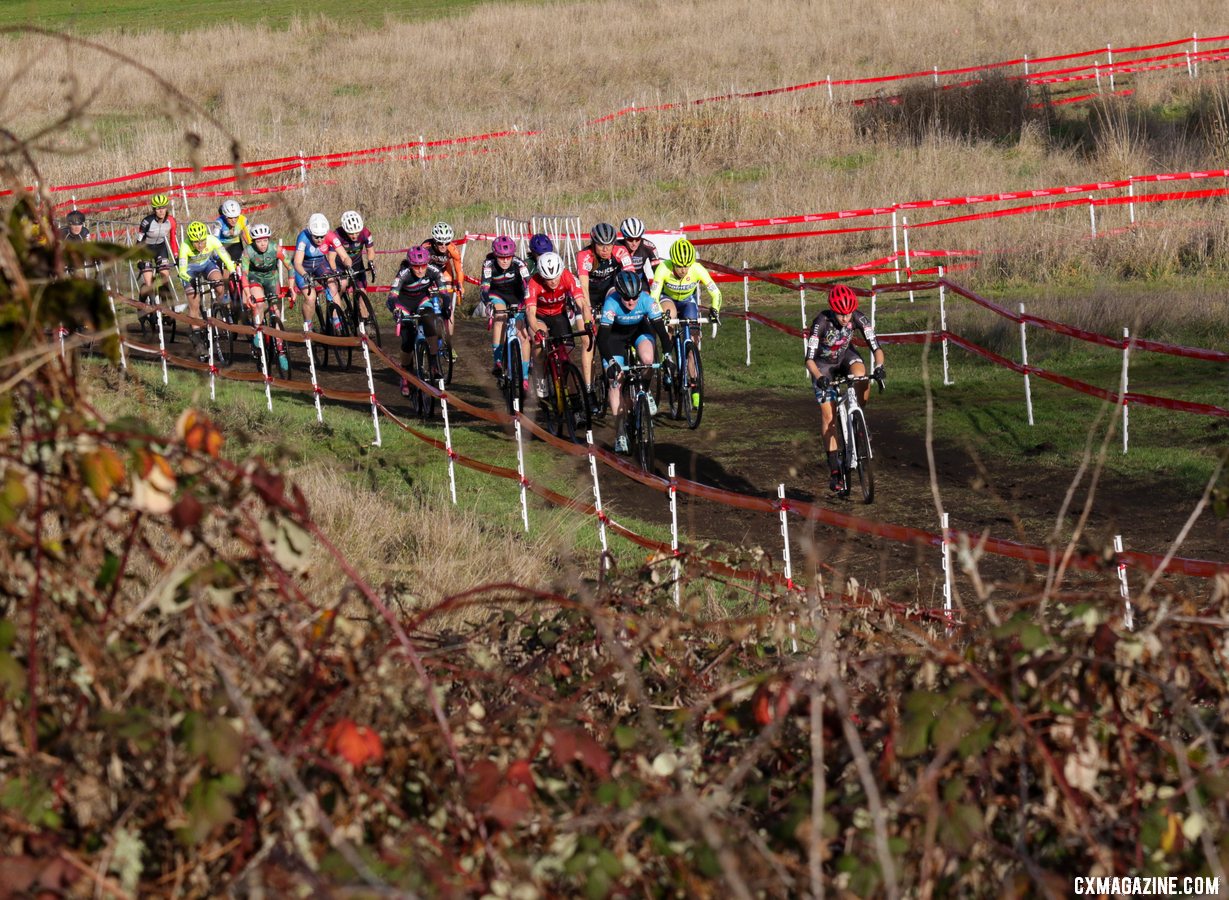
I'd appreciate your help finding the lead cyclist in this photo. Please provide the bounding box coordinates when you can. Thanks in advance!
[648,237,722,407]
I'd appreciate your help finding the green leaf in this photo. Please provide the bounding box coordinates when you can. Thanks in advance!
[898,691,946,758]
[614,724,638,750]
[958,719,996,757]
[939,803,983,852]
[933,701,976,752]
[0,652,25,699]
[95,551,121,591]
[0,618,16,651]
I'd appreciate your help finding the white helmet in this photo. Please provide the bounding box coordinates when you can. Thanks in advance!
[536,252,564,280]
[220,199,242,218]
[340,210,364,234]
[249,223,272,240]
[431,221,454,243]
[620,217,645,240]
[307,213,330,238]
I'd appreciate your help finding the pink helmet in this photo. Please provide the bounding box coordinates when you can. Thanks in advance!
[492,235,516,257]
[407,246,430,266]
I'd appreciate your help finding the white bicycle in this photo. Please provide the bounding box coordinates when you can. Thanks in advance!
[818,372,883,504]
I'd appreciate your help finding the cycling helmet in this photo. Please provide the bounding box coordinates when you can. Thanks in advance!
[619,217,645,240]
[407,246,431,266]
[66,210,86,226]
[340,210,364,234]
[536,252,564,280]
[186,221,209,242]
[220,199,241,218]
[528,233,554,256]
[307,213,330,238]
[249,223,272,240]
[150,193,169,209]
[591,222,616,246]
[614,270,641,302]
[431,221,454,243]
[668,238,696,268]
[828,284,859,315]
[492,235,516,257]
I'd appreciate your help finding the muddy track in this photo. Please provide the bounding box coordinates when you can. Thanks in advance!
[142,313,1227,601]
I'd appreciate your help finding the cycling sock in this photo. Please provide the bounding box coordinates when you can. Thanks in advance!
[492,345,499,365]
[521,358,531,380]
[827,450,840,472]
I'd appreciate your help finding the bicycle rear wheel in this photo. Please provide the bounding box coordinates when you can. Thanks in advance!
[328,300,355,370]
[211,301,235,368]
[850,408,875,504]
[438,339,454,386]
[557,362,588,443]
[682,343,704,429]
[505,339,525,414]
[634,392,655,473]
[663,354,682,420]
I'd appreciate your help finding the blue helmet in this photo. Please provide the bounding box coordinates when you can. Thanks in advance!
[528,233,554,256]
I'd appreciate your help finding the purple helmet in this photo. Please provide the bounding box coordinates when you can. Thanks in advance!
[492,235,516,257]
[407,246,430,266]
[528,233,554,256]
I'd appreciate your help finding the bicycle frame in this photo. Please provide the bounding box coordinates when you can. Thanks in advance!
[820,373,881,502]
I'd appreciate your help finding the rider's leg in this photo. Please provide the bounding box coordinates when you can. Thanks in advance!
[491,302,507,371]
[849,358,870,406]
[574,311,594,392]
[420,312,443,379]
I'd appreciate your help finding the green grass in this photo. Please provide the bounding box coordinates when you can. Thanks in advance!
[0,0,557,34]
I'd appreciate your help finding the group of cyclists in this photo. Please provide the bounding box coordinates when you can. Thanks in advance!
[68,196,888,491]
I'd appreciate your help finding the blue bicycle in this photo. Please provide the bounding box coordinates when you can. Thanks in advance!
[394,310,445,419]
[662,309,715,429]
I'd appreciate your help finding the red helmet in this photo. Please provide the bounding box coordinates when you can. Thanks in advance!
[828,284,859,315]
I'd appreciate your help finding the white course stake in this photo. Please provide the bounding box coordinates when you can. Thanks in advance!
[155,307,169,385]
[359,321,381,447]
[1089,196,1097,238]
[298,149,307,183]
[1186,51,1194,79]
[303,324,324,423]
[206,323,217,402]
[938,267,951,385]
[668,462,681,608]
[179,181,190,218]
[440,379,457,505]
[1107,44,1115,91]
[826,75,833,103]
[1114,534,1134,631]
[1094,62,1102,93]
[166,161,174,187]
[903,216,914,302]
[798,274,808,376]
[933,65,939,86]
[1023,54,1030,77]
[1020,303,1034,426]
[1128,179,1136,224]
[778,484,798,653]
[586,431,610,567]
[1121,327,1131,454]
[742,260,751,367]
[1193,33,1200,77]
[891,209,901,284]
[870,277,877,330]
[512,399,529,532]
[108,293,127,370]
[941,512,953,626]
[255,324,273,411]
[58,324,66,360]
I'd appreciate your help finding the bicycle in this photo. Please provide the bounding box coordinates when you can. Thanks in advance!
[307,272,354,371]
[338,263,382,350]
[535,329,591,443]
[253,287,295,380]
[490,303,526,415]
[138,273,180,346]
[620,360,661,473]
[188,274,236,367]
[819,372,883,504]
[662,310,716,430]
[394,310,443,419]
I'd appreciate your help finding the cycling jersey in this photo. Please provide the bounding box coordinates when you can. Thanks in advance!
[60,226,90,243]
[480,253,530,305]
[295,228,328,261]
[178,234,236,282]
[420,238,463,289]
[576,244,634,304]
[388,262,444,315]
[137,212,179,257]
[213,213,249,247]
[597,290,670,364]
[619,236,660,286]
[525,270,584,319]
[324,228,370,270]
[598,290,664,328]
[804,309,880,364]
[649,259,722,309]
[243,243,283,293]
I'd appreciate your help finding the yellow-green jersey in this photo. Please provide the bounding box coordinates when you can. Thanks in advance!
[649,260,722,311]
[178,234,236,281]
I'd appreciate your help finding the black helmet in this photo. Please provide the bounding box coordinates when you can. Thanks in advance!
[591,222,617,246]
[614,270,641,301]
[66,210,86,226]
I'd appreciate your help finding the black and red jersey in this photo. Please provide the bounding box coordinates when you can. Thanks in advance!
[804,309,880,363]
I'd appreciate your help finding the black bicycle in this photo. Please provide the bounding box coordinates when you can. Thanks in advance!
[662,310,714,429]
[537,330,592,443]
[338,264,382,349]
[394,310,444,419]
[187,274,236,367]
[621,360,660,473]
[307,273,354,370]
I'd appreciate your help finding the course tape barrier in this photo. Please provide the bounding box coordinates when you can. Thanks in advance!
[13,31,1229,202]
[107,292,1216,581]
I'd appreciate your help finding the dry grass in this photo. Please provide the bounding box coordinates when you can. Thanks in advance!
[4,0,1229,292]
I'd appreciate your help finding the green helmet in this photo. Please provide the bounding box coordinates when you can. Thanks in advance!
[151,193,169,209]
[186,221,208,242]
[669,238,696,268]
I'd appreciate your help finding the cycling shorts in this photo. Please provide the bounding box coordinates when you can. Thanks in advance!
[517,311,572,346]
[138,245,172,273]
[183,259,220,283]
[604,321,655,369]
[396,309,441,354]
[814,347,866,386]
[295,256,333,290]
[248,272,279,298]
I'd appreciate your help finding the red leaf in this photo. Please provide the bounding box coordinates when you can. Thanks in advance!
[170,493,204,531]
[506,758,535,791]
[548,727,610,779]
[487,784,531,828]
[325,719,384,767]
[464,759,502,807]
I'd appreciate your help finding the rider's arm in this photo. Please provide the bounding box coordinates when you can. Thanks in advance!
[479,256,494,302]
[386,264,407,310]
[567,272,593,329]
[214,237,237,275]
[693,262,722,310]
[447,244,463,293]
[804,316,825,382]
[167,215,180,257]
[516,259,531,305]
[615,246,635,272]
[524,281,545,334]
[649,261,670,301]
[176,241,191,282]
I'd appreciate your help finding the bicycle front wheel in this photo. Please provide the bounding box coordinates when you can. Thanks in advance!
[682,343,704,429]
[414,339,437,419]
[328,300,355,370]
[850,407,875,504]
[352,289,383,348]
[505,339,525,414]
[635,392,655,473]
[558,362,588,443]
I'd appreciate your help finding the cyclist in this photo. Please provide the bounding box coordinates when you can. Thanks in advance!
[598,270,671,454]
[576,222,633,407]
[480,235,530,377]
[178,220,241,361]
[804,284,885,493]
[421,221,463,352]
[522,251,593,401]
[526,232,554,276]
[618,217,660,291]
[650,237,722,410]
[387,245,446,396]
[212,199,249,265]
[293,213,350,331]
[60,209,90,243]
[326,209,375,287]
[135,194,179,298]
[242,223,289,372]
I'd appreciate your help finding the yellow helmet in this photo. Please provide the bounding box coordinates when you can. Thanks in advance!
[151,193,169,209]
[669,238,696,268]
[186,221,208,242]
